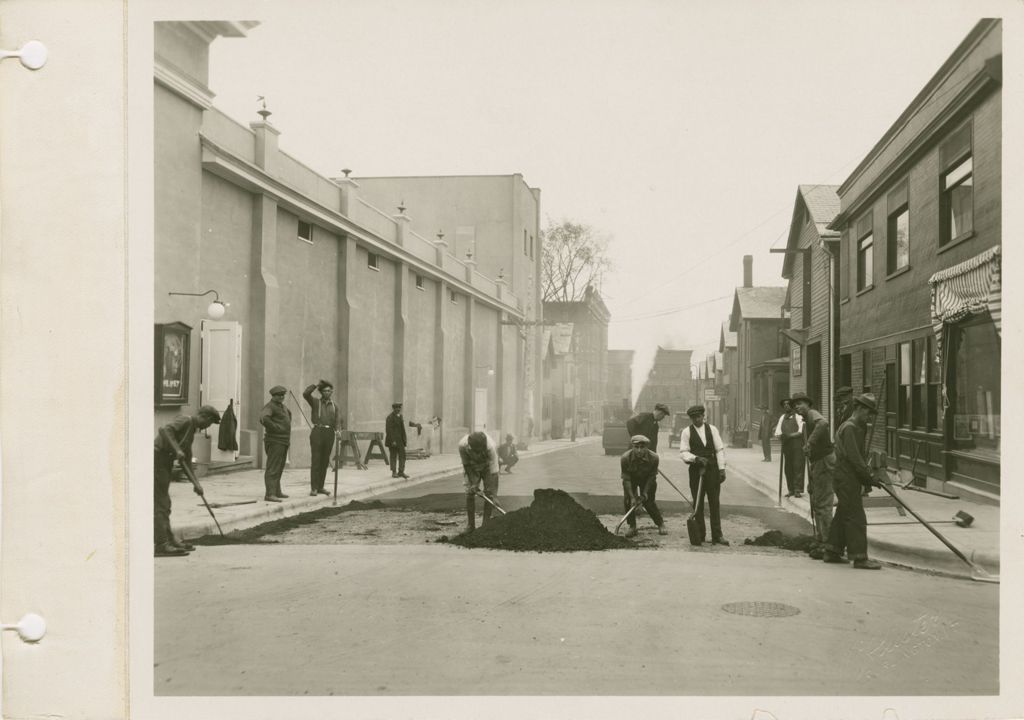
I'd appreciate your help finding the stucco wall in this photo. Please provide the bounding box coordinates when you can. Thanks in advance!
[443,289,468,438]
[473,302,500,431]
[405,269,438,423]
[349,246,397,431]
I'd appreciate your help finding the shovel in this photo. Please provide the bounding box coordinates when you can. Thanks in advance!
[686,467,706,546]
[474,490,507,516]
[615,497,645,535]
[657,469,694,508]
[177,458,226,538]
[205,500,258,509]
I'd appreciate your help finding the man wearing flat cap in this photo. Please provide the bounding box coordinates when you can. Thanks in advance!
[153,405,221,557]
[620,434,667,537]
[822,393,884,569]
[626,403,670,453]
[679,404,729,545]
[790,391,834,558]
[385,402,409,479]
[303,380,342,497]
[259,386,292,502]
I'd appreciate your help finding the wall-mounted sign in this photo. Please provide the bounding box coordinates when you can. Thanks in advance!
[156,321,192,407]
[791,344,802,377]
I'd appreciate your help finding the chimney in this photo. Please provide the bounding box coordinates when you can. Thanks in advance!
[743,255,753,288]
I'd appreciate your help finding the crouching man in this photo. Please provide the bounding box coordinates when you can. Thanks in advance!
[459,431,500,531]
[620,434,667,537]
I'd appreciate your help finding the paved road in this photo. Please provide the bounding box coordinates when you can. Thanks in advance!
[155,439,999,696]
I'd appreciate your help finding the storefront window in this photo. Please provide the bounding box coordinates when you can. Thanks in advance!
[951,316,1000,454]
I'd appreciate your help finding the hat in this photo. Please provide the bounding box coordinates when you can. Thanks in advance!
[467,431,487,451]
[779,398,792,408]
[197,405,221,423]
[853,393,878,412]
[630,435,650,445]
[269,385,287,396]
[790,391,814,407]
[505,433,514,442]
[686,405,705,417]
[835,385,853,397]
[317,379,333,391]
[392,402,403,409]
[654,403,670,414]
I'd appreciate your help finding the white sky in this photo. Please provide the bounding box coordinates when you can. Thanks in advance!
[207,0,994,398]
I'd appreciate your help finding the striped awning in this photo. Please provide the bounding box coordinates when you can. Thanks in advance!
[930,245,1001,349]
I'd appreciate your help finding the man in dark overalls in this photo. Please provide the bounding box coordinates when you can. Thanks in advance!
[620,434,667,538]
[679,405,729,545]
[822,393,883,569]
[303,380,341,496]
[385,402,409,479]
[154,405,221,557]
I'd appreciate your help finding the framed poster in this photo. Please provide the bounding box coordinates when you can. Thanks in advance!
[155,321,191,406]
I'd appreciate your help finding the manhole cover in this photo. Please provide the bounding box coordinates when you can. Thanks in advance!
[721,601,800,618]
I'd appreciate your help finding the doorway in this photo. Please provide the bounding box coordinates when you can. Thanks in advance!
[201,320,242,462]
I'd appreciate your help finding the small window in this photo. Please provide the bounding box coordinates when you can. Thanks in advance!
[368,252,380,271]
[523,229,528,256]
[415,274,425,291]
[862,349,873,395]
[449,289,458,304]
[856,218,873,291]
[939,121,973,246]
[530,234,534,259]
[886,181,909,274]
[298,220,313,244]
[898,342,911,427]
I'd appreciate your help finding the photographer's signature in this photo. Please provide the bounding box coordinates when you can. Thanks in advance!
[855,613,960,679]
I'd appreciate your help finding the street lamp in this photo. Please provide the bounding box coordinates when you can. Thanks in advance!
[168,289,228,319]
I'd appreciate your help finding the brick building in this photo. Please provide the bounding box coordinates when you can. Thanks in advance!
[605,349,635,411]
[778,185,841,426]
[154,22,531,470]
[729,256,789,438]
[828,19,1001,500]
[718,320,738,437]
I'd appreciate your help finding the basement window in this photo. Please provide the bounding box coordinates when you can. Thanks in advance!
[368,252,380,271]
[297,220,313,244]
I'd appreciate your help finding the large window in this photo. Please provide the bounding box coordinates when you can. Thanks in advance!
[839,353,852,390]
[886,181,909,274]
[856,213,873,291]
[897,337,943,431]
[940,121,973,246]
[951,315,1000,453]
[862,348,873,394]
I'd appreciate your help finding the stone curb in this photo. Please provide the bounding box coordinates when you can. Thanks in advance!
[726,461,1000,580]
[179,437,597,539]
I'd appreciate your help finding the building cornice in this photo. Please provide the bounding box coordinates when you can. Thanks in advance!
[154,56,215,110]
[199,135,522,317]
[831,55,1001,231]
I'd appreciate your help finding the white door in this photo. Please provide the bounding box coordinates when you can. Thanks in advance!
[201,320,242,462]
[473,388,488,432]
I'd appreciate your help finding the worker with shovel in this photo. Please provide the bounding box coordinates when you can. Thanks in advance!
[153,405,221,557]
[679,405,728,545]
[821,393,883,569]
[790,391,835,560]
[458,431,501,531]
[620,435,667,537]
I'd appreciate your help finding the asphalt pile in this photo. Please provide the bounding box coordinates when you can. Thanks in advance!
[743,530,815,552]
[190,499,386,545]
[443,488,634,553]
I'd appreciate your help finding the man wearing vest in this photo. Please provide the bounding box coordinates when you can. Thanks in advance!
[773,398,805,497]
[679,404,729,545]
[822,393,883,569]
[791,391,834,559]
[303,380,342,497]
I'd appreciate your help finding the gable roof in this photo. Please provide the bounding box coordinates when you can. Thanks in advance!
[719,320,737,351]
[782,184,841,279]
[729,287,787,330]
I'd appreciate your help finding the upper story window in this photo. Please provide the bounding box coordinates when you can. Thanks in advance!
[523,229,528,256]
[886,180,909,274]
[367,252,380,271]
[415,274,425,291]
[449,288,458,304]
[530,234,534,259]
[940,121,973,246]
[298,220,313,244]
[856,212,873,291]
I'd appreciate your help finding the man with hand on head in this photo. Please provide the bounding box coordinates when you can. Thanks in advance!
[620,434,667,538]
[303,379,341,497]
[459,431,500,531]
[679,404,729,545]
[153,405,221,557]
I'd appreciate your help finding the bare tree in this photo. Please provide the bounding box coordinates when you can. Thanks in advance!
[541,220,613,302]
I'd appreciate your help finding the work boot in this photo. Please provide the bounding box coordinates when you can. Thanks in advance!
[822,550,845,564]
[711,537,730,546]
[155,543,188,557]
[399,472,410,479]
[310,491,318,497]
[658,525,668,536]
[171,539,196,552]
[853,558,882,570]
[264,496,282,503]
[277,493,289,499]
[465,495,476,531]
[624,526,637,538]
[317,489,330,496]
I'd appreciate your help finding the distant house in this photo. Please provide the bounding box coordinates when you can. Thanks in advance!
[779,184,841,426]
[634,347,693,416]
[541,323,575,439]
[718,319,738,437]
[605,349,635,418]
[729,256,789,438]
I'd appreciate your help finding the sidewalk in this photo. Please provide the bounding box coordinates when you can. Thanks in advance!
[727,445,999,579]
[171,436,599,539]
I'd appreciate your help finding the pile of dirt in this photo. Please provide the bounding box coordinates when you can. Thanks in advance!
[441,488,634,553]
[190,499,387,545]
[743,530,815,552]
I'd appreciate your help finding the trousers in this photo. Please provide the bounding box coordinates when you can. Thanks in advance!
[689,464,723,541]
[623,477,664,528]
[825,472,868,560]
[761,434,772,460]
[782,439,805,493]
[807,453,836,544]
[154,450,175,545]
[309,427,334,491]
[264,441,288,498]
[389,443,406,475]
